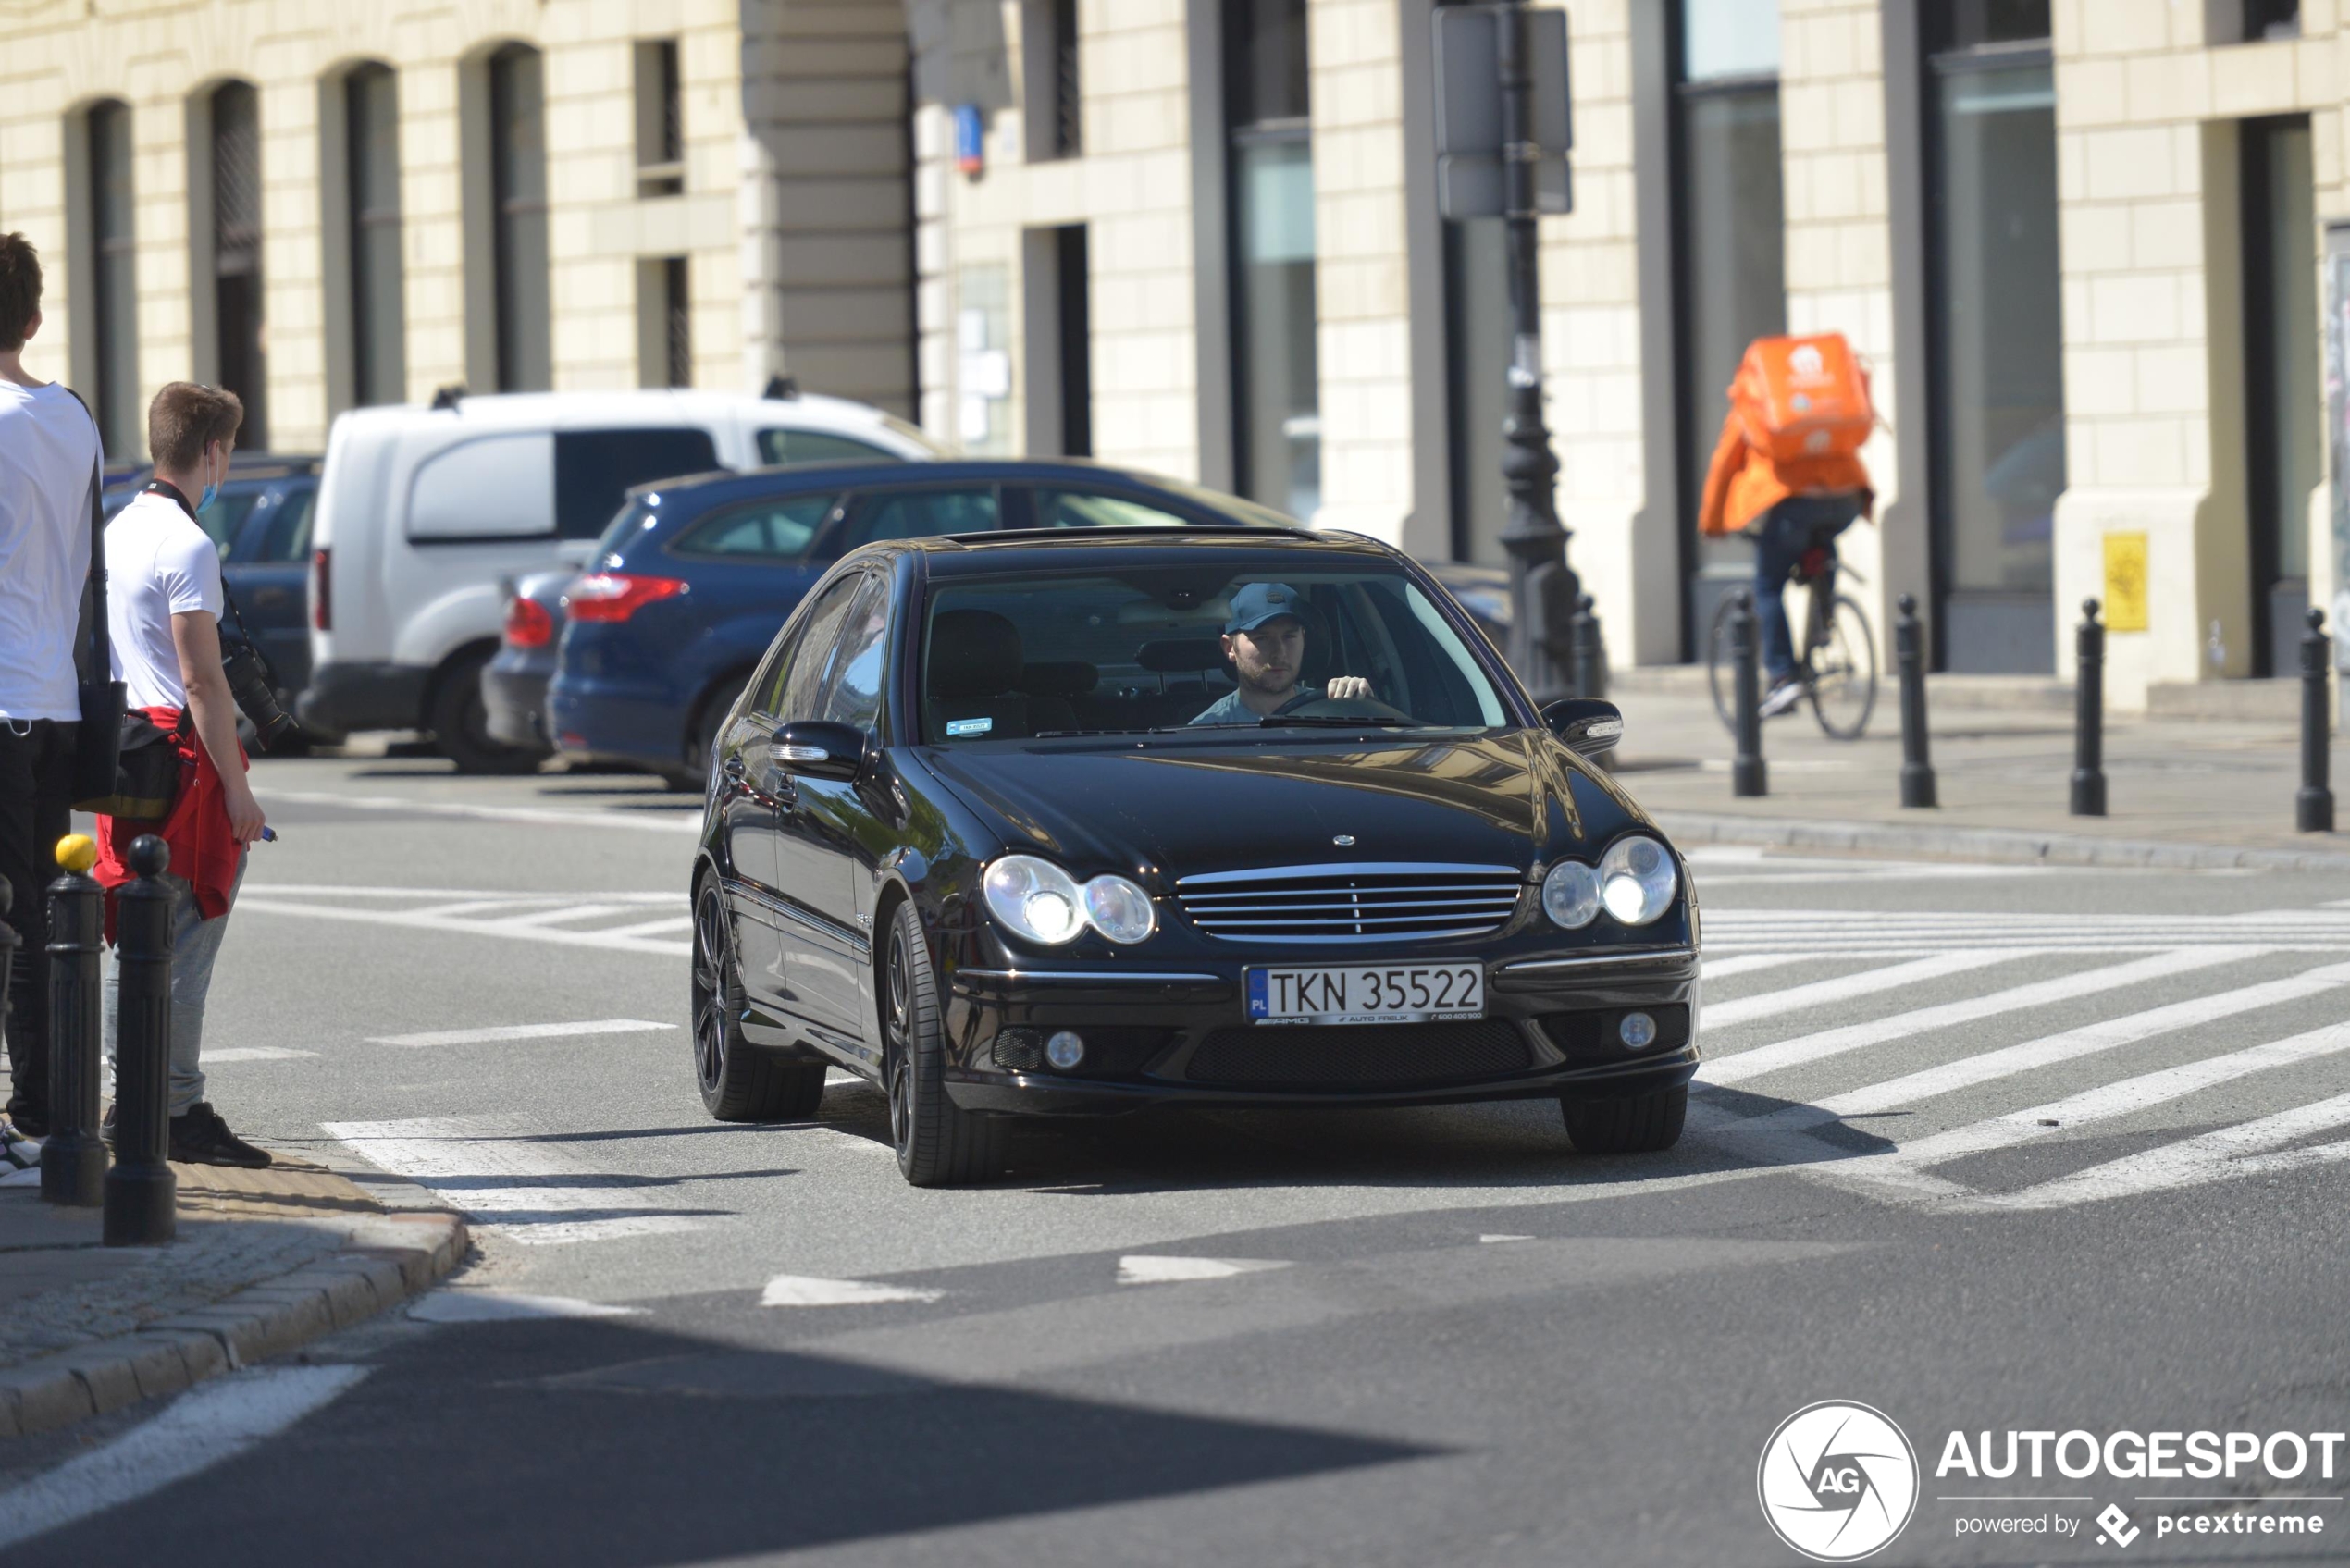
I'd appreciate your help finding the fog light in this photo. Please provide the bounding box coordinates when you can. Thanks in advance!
[1045,1031,1086,1070]
[994,1028,1042,1072]
[1618,1011,1657,1050]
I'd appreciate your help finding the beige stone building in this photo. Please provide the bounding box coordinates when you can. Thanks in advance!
[5,0,2344,705]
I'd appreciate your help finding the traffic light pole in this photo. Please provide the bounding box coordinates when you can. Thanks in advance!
[1495,0,1579,703]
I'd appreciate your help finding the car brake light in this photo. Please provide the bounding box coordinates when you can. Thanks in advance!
[312,548,331,631]
[564,573,689,623]
[504,595,555,648]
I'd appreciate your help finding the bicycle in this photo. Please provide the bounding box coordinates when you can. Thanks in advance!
[1705,528,1878,740]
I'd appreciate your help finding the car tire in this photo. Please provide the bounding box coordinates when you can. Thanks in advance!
[431,649,541,775]
[882,900,1002,1187]
[1560,1082,1688,1154]
[693,880,825,1122]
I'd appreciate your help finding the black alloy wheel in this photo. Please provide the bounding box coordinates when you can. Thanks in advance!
[882,900,1002,1187]
[1560,1081,1688,1154]
[692,880,824,1121]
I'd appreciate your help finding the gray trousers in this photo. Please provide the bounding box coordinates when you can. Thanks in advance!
[104,854,246,1117]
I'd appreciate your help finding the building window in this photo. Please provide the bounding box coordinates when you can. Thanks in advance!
[2209,0,2300,43]
[346,63,405,407]
[2243,115,2319,676]
[80,100,140,459]
[1050,0,1081,156]
[1923,0,2065,673]
[1022,0,1082,163]
[1226,0,1319,521]
[490,43,551,391]
[638,256,690,387]
[207,80,267,449]
[1671,0,1786,651]
[635,40,684,197]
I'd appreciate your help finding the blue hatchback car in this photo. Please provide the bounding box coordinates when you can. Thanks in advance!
[544,459,1300,784]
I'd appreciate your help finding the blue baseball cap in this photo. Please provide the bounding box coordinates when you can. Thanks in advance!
[1225,582,1306,636]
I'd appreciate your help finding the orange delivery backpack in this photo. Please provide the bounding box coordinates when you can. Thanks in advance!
[1732,332,1876,464]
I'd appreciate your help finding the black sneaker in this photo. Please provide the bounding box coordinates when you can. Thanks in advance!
[6,1103,47,1140]
[168,1103,273,1169]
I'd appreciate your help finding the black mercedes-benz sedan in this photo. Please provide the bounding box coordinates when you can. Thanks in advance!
[690,525,1699,1186]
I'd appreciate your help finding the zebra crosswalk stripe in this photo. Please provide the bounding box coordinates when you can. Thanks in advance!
[1975,1093,2350,1211]
[1701,950,2021,1030]
[1702,946,2250,1086]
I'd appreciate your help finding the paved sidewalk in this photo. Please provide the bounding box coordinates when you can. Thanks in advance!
[0,1147,465,1438]
[1603,682,2350,870]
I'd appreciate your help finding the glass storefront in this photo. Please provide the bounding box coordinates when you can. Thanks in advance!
[1924,6,2065,672]
[1674,0,1785,655]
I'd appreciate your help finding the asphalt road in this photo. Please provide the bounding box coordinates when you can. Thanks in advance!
[6,753,2348,1567]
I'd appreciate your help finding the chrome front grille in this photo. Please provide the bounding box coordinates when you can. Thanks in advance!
[1174,862,1524,944]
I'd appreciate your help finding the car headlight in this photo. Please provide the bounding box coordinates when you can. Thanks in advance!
[1599,835,1677,925]
[1540,860,1600,929]
[1082,874,1156,945]
[983,855,1156,945]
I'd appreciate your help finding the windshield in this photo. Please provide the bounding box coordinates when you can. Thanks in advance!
[918,566,1510,744]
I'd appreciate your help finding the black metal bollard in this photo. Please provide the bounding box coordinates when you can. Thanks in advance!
[1730,589,1767,797]
[1572,594,1607,701]
[2071,598,2108,818]
[0,880,15,1080]
[105,835,176,1246]
[40,835,107,1206]
[1896,593,1936,809]
[2298,607,2334,833]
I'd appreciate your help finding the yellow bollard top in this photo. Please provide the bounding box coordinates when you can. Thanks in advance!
[54,833,97,873]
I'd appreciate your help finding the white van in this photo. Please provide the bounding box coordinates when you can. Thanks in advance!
[301,387,941,768]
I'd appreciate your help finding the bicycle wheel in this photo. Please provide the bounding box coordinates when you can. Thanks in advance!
[1805,593,1878,740]
[1705,594,1739,733]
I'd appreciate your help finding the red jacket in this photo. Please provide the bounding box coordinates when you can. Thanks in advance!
[94,705,245,927]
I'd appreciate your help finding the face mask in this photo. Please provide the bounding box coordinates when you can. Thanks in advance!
[197,447,220,513]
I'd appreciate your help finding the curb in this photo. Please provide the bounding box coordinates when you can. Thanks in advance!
[1655,810,2350,874]
[0,1205,467,1441]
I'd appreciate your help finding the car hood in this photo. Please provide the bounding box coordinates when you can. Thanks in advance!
[919,729,1651,884]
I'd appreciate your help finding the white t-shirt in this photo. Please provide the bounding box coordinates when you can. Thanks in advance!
[106,490,226,710]
[0,382,100,721]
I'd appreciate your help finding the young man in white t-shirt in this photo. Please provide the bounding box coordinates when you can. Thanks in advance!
[98,382,271,1167]
[0,233,100,1146]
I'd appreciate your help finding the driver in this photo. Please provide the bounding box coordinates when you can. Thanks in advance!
[1191,582,1372,725]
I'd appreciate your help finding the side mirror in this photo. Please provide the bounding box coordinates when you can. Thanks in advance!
[769,720,870,783]
[1540,698,1624,759]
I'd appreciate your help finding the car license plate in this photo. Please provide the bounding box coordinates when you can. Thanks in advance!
[1246,964,1484,1025]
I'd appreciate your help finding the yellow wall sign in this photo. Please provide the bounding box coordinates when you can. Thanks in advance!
[2103,532,2148,632]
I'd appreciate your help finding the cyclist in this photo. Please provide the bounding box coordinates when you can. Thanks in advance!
[1698,335,1875,717]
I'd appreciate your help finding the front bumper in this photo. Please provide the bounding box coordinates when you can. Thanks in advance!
[937,945,1700,1115]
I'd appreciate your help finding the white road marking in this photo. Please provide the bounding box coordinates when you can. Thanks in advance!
[1703,947,2248,1086]
[590,914,697,940]
[408,1290,644,1322]
[1701,908,2350,952]
[761,1274,944,1307]
[1975,1093,2350,1210]
[201,1047,318,1063]
[0,1365,367,1545]
[1702,950,2020,1029]
[1478,1233,1533,1243]
[239,896,691,957]
[368,1019,677,1048]
[490,903,634,929]
[325,1116,715,1244]
[1711,961,2350,1152]
[254,786,699,834]
[1117,1254,1291,1285]
[1817,1020,2350,1203]
[1699,953,1811,982]
[243,883,685,901]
